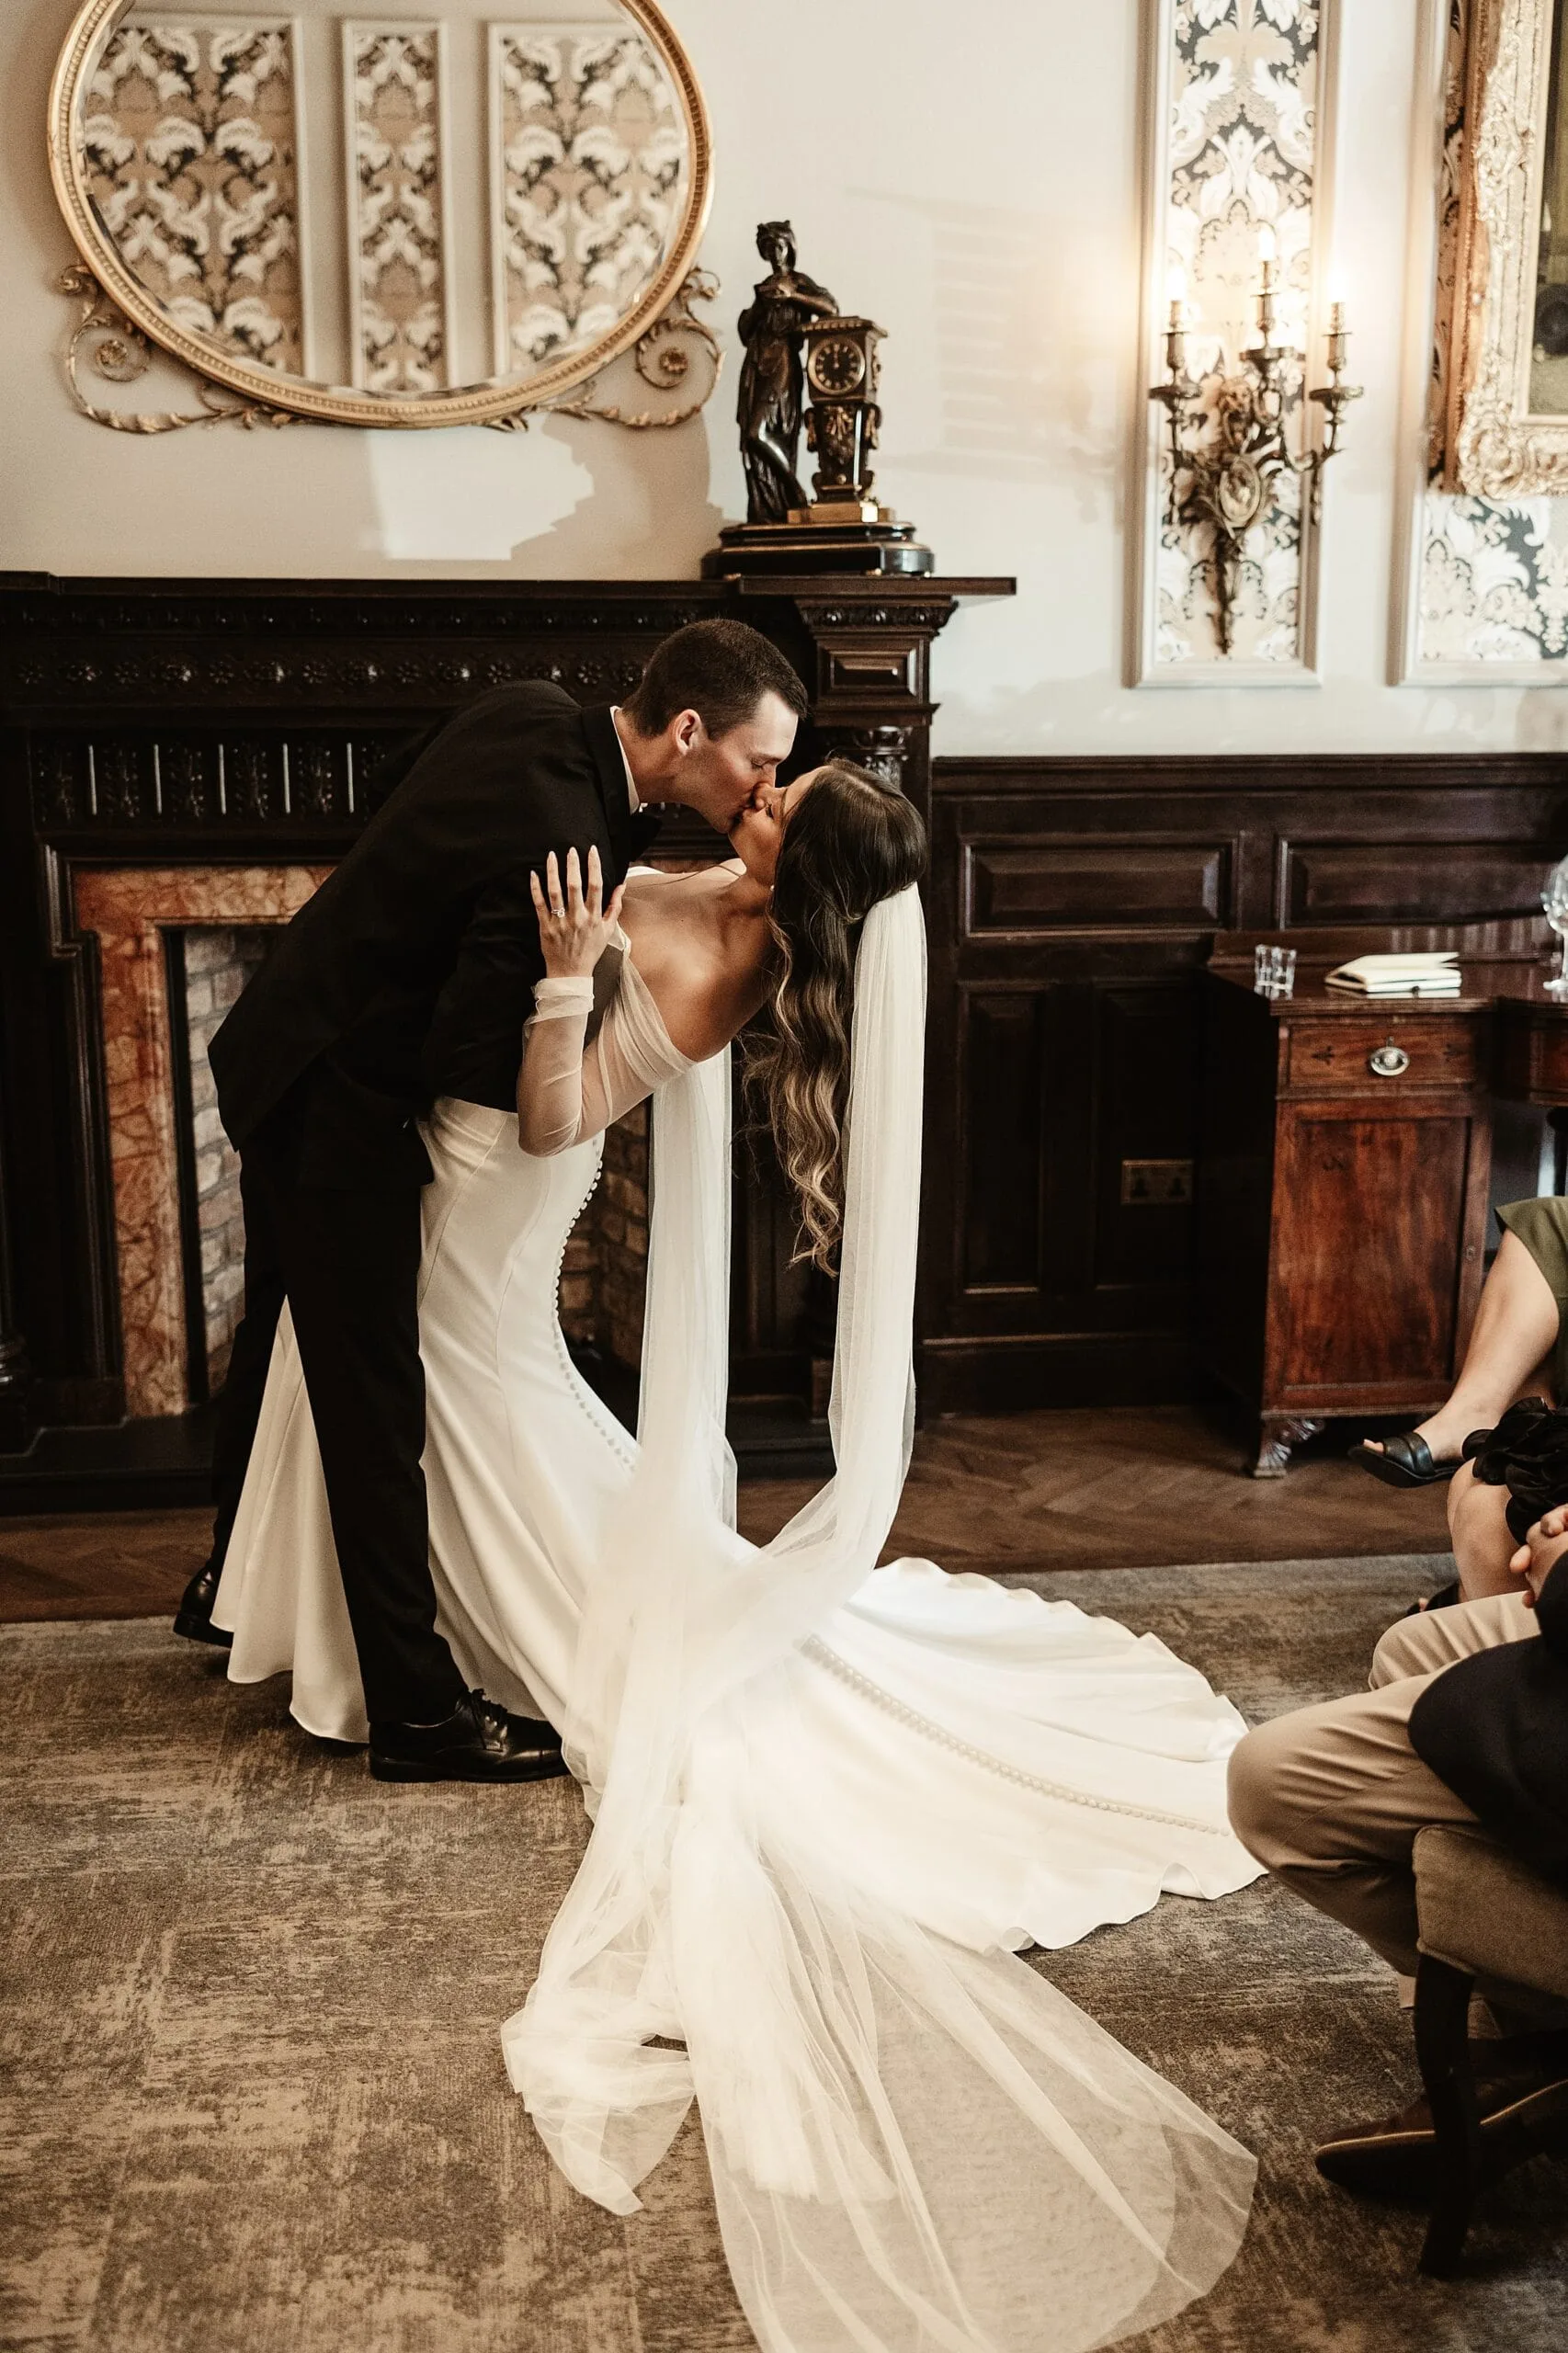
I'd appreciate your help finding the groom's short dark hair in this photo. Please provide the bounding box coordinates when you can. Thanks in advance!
[623,620,809,740]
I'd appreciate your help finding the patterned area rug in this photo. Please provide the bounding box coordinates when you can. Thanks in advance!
[5,1553,1567,2353]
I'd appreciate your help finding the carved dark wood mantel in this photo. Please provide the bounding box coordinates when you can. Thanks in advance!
[0,569,1010,1492]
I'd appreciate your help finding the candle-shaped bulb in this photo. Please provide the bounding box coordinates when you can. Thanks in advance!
[1256,221,1278,268]
[1326,297,1348,370]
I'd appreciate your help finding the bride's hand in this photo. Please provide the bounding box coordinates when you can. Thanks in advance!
[530,847,624,978]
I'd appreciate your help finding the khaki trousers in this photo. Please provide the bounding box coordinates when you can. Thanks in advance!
[1226,1593,1540,1979]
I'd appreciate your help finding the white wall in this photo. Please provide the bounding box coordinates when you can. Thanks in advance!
[6,0,1562,756]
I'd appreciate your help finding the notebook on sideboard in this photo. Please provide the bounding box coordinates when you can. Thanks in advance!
[1324,952,1461,998]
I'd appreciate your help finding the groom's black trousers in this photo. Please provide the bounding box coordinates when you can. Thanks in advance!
[207,1071,467,1727]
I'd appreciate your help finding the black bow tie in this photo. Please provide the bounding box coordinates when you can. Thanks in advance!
[628,806,665,855]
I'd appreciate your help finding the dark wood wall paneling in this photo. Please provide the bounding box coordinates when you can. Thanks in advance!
[922,756,1568,1413]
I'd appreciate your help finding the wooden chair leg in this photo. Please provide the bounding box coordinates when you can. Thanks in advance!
[1414,1953,1481,2277]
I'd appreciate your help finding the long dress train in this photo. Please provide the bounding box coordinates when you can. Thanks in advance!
[215,897,1261,2350]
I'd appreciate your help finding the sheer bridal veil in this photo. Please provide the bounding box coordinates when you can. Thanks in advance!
[503,886,1254,2352]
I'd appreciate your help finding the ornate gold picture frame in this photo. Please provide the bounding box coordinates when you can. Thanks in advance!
[48,0,714,432]
[1447,0,1568,492]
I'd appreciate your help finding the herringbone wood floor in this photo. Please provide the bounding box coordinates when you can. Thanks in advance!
[0,1406,1452,1623]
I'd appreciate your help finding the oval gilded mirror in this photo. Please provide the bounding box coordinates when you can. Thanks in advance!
[49,0,711,426]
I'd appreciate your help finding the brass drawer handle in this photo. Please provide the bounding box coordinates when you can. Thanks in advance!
[1369,1041,1410,1078]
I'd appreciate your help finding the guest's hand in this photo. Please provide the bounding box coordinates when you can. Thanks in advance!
[1507,1512,1568,1608]
[530,847,623,978]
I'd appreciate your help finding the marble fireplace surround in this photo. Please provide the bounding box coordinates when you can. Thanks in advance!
[71,861,653,1425]
[73,865,329,1417]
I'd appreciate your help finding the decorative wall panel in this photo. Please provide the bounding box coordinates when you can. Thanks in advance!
[84,15,304,374]
[1138,0,1331,681]
[344,22,450,392]
[1411,0,1568,674]
[964,841,1232,935]
[490,22,687,374]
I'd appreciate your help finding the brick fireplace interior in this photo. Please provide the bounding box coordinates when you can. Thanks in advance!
[178,926,269,1396]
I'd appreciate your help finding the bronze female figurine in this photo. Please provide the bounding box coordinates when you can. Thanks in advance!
[735,222,838,524]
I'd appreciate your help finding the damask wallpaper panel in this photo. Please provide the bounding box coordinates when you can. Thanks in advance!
[84,14,307,376]
[1408,0,1568,675]
[488,21,687,378]
[1136,0,1336,683]
[343,20,452,393]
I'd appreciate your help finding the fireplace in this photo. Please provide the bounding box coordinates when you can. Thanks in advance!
[70,865,653,1419]
[0,569,986,1483]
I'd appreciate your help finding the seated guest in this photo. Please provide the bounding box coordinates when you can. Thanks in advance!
[1228,1440,1568,2194]
[1354,1198,1568,1487]
[1354,1198,1568,1611]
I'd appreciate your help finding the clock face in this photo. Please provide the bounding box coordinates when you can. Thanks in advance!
[808,335,866,395]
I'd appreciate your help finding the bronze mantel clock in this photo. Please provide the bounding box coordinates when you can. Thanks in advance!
[801,315,883,517]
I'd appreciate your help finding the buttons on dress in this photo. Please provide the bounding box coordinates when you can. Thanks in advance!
[801,1635,1232,1836]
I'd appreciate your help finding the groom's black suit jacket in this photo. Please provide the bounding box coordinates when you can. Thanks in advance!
[210,687,649,1176]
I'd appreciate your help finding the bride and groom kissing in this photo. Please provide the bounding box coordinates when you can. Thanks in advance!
[173,618,1264,2352]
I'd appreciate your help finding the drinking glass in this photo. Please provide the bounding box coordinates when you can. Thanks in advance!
[1543,855,1568,997]
[1253,943,1297,998]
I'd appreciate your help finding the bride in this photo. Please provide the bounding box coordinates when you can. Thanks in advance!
[215,758,1262,2353]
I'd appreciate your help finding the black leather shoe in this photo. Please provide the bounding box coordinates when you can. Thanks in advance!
[1314,2039,1568,2199]
[173,1559,233,1648]
[369,1690,567,1783]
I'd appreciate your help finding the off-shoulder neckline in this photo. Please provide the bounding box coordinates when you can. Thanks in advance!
[604,922,693,1071]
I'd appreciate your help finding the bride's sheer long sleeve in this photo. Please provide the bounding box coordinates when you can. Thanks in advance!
[517,941,692,1155]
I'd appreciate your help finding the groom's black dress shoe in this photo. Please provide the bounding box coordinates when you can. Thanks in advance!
[173,1560,233,1648]
[1314,2035,1568,2198]
[369,1690,568,1783]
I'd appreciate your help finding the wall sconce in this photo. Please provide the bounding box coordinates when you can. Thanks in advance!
[1149,230,1362,656]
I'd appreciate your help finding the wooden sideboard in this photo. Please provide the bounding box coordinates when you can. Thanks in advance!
[1196,929,1568,1473]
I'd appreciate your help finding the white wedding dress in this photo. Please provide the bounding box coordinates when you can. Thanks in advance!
[215,888,1262,2353]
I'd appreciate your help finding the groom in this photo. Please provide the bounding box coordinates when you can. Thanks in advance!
[176,619,807,1781]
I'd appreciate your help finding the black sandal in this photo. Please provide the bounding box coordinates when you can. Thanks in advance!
[1403,1579,1463,1618]
[1349,1433,1460,1490]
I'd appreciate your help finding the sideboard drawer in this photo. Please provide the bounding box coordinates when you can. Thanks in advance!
[1283,1016,1484,1093]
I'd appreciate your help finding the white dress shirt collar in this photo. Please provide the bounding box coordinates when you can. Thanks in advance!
[608,707,641,813]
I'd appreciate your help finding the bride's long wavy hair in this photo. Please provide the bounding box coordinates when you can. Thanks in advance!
[744,761,927,1272]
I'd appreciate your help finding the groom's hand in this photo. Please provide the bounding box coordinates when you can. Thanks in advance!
[530,847,624,978]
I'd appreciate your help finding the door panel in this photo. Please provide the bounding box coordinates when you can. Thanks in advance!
[1270,1109,1471,1392]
